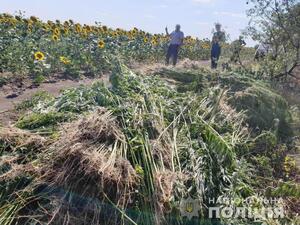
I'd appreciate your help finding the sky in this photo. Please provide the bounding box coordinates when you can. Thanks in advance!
[1,0,256,46]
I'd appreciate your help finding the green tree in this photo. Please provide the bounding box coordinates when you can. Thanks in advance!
[246,0,300,80]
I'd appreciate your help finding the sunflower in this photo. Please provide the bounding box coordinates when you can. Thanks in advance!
[98,40,105,49]
[15,15,21,21]
[53,27,60,35]
[27,26,32,33]
[116,28,122,35]
[81,29,88,38]
[30,16,38,23]
[143,37,148,43]
[112,31,118,37]
[63,27,69,35]
[34,51,45,61]
[42,24,49,31]
[59,56,71,65]
[102,25,108,32]
[202,44,210,49]
[52,34,59,41]
[75,24,82,33]
[85,25,92,33]
[151,39,157,45]
[128,34,133,40]
[63,21,69,27]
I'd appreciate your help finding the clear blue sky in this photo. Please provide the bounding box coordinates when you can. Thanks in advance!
[1,0,256,46]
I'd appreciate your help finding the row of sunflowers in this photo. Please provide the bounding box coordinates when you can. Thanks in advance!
[0,13,214,79]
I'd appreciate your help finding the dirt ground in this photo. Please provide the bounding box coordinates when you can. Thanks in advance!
[0,74,110,126]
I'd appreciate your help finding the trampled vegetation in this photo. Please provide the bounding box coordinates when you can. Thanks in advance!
[0,1,300,224]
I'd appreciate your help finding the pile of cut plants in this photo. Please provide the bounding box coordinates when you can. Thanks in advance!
[0,63,299,225]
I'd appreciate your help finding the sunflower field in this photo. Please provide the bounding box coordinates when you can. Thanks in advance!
[0,13,212,79]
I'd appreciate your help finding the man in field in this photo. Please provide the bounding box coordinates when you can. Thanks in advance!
[211,36,221,69]
[254,42,270,61]
[213,23,225,43]
[211,23,225,69]
[165,24,184,66]
[230,36,246,64]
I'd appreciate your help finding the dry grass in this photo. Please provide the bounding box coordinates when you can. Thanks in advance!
[0,126,45,151]
[36,108,140,224]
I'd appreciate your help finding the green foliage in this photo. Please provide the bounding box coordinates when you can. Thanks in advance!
[16,90,54,111]
[0,77,7,87]
[220,73,293,140]
[157,68,294,140]
[246,0,300,79]
[229,85,292,139]
[250,131,278,154]
[16,111,73,130]
[0,63,298,224]
[33,74,45,85]
[270,181,300,198]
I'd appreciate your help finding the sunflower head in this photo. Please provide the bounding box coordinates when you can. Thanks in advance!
[75,24,82,33]
[63,28,69,35]
[15,15,22,21]
[30,16,38,23]
[151,39,157,45]
[42,24,49,31]
[81,29,88,38]
[52,34,59,41]
[98,40,105,49]
[63,21,69,27]
[34,51,45,61]
[53,27,60,35]
[102,25,108,32]
[112,31,118,37]
[143,37,148,43]
[85,25,92,32]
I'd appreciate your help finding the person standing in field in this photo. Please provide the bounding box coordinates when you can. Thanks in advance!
[230,36,246,64]
[165,24,184,66]
[211,36,221,69]
[211,23,225,69]
[254,42,270,61]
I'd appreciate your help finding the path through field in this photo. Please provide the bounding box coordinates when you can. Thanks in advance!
[0,75,112,110]
[0,75,111,126]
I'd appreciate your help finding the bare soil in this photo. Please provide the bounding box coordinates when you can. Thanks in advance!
[0,74,110,126]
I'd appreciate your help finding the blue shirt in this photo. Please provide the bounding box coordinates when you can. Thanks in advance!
[170,31,184,45]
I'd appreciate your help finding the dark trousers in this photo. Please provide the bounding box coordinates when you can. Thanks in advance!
[211,55,220,69]
[166,44,180,66]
